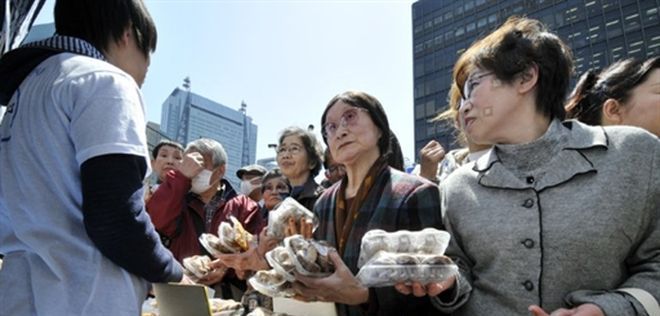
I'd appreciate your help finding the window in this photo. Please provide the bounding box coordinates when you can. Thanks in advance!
[415,103,425,119]
[465,0,474,11]
[456,4,463,16]
[414,62,424,78]
[488,14,497,24]
[644,7,659,24]
[478,17,487,29]
[434,15,443,27]
[444,30,453,41]
[467,22,476,33]
[606,18,622,39]
[648,34,660,57]
[623,5,641,32]
[455,26,464,37]
[565,6,579,23]
[425,100,436,117]
[611,45,624,61]
[588,25,603,43]
[555,11,565,27]
[585,0,600,16]
[601,0,617,11]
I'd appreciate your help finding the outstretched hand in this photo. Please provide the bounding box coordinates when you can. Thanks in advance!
[528,303,604,316]
[214,229,273,277]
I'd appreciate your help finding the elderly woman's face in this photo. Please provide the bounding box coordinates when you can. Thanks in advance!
[458,68,521,145]
[325,101,381,166]
[276,135,311,181]
[262,177,289,210]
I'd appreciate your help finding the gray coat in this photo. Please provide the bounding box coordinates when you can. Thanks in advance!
[433,120,659,316]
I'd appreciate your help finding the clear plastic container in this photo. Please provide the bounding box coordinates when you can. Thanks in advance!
[356,252,458,287]
[267,198,319,239]
[357,228,450,268]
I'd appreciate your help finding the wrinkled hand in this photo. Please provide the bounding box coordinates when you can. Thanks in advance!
[529,303,604,316]
[179,152,206,179]
[419,140,445,182]
[285,217,314,239]
[215,229,272,276]
[292,250,368,305]
[197,259,227,286]
[394,275,456,297]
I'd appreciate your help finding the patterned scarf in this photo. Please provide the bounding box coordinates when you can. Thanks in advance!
[334,156,389,256]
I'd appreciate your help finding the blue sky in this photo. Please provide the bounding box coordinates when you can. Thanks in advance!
[35,0,417,161]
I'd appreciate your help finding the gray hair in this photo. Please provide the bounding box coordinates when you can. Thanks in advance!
[185,138,227,168]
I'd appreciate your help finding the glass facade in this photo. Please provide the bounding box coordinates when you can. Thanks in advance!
[161,88,258,187]
[412,0,660,160]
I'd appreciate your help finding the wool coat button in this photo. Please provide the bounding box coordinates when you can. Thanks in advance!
[523,280,534,291]
[522,199,535,208]
[526,176,535,184]
[521,239,535,248]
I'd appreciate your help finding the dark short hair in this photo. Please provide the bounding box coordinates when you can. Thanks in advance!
[565,56,660,125]
[278,126,324,177]
[261,168,292,193]
[454,17,574,121]
[320,91,392,156]
[151,139,183,160]
[54,0,157,57]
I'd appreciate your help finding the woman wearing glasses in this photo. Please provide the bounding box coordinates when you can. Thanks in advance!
[275,126,325,211]
[405,17,659,316]
[291,91,444,316]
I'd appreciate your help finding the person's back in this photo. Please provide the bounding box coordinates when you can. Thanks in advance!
[0,1,182,315]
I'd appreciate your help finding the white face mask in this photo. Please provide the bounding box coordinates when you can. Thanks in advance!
[191,169,214,194]
[239,178,262,196]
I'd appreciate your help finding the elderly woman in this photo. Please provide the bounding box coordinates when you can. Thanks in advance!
[565,56,660,136]
[292,91,443,316]
[260,168,291,215]
[276,127,325,211]
[407,17,659,316]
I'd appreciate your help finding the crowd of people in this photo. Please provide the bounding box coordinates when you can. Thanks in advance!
[0,1,657,316]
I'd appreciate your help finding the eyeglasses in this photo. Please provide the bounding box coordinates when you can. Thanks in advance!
[276,145,303,156]
[461,72,494,102]
[322,107,368,138]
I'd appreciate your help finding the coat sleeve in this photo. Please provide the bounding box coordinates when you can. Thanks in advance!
[430,181,473,313]
[564,140,660,316]
[146,170,191,237]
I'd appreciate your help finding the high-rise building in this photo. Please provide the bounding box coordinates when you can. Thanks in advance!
[22,23,55,44]
[160,79,258,188]
[412,0,660,159]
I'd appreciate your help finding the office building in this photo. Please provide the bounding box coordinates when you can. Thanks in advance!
[22,23,55,44]
[161,79,258,188]
[412,0,660,158]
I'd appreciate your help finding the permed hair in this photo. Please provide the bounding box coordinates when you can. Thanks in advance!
[453,17,574,120]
